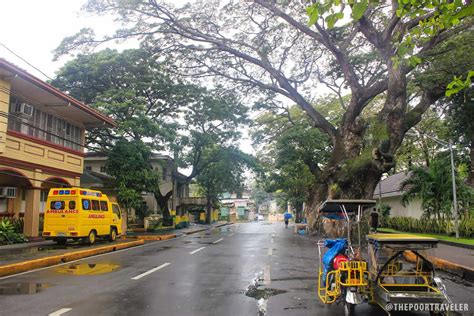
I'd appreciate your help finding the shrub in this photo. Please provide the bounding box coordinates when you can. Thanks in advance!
[0,219,28,244]
[383,216,473,238]
[10,218,24,234]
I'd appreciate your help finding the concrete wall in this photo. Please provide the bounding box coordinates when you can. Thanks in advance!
[0,79,10,153]
[381,195,424,219]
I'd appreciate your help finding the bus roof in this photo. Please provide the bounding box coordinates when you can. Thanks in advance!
[48,187,107,199]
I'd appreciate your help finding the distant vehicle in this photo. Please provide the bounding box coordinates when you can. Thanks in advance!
[42,188,123,245]
[255,214,264,221]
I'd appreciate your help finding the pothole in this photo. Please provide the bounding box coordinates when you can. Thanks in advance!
[243,273,287,315]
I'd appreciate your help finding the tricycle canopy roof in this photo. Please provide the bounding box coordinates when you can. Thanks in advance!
[367,233,438,244]
[318,199,377,214]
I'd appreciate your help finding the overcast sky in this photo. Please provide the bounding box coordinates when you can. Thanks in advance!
[0,0,254,157]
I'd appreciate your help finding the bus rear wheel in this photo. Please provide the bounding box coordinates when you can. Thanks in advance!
[87,230,97,245]
[109,228,117,242]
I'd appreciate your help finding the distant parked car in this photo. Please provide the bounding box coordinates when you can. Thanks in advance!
[256,214,264,221]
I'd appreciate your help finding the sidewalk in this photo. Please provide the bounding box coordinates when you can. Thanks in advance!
[434,243,474,269]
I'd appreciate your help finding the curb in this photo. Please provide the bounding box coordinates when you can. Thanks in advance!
[404,251,474,282]
[131,234,177,241]
[184,222,231,235]
[437,240,474,250]
[0,239,144,278]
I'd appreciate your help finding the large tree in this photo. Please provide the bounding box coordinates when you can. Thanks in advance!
[196,146,255,223]
[253,106,331,220]
[56,1,474,227]
[53,48,249,218]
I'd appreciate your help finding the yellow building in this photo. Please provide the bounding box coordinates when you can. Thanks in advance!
[0,59,115,237]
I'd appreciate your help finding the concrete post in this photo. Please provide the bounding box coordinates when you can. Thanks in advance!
[13,190,22,219]
[24,188,41,237]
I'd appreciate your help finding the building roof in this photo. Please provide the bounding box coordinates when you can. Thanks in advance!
[373,171,412,198]
[0,58,115,128]
[85,152,173,161]
[80,169,114,188]
[84,152,189,181]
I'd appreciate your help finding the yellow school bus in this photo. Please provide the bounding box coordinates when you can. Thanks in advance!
[42,188,123,245]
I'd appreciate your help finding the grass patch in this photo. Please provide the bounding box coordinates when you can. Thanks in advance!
[378,228,474,246]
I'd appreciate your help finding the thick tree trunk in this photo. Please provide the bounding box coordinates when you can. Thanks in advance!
[205,195,212,224]
[154,190,173,221]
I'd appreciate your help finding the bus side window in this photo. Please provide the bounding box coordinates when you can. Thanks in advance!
[112,204,121,219]
[91,199,100,211]
[82,199,91,210]
[50,201,65,210]
[69,200,76,210]
[100,201,108,212]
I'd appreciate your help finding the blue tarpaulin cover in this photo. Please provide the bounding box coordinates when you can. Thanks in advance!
[322,238,348,285]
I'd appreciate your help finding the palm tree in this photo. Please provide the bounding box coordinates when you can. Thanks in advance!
[402,155,473,223]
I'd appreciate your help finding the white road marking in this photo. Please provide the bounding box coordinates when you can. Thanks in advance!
[264,264,271,285]
[229,233,234,236]
[0,236,185,281]
[213,238,224,244]
[190,247,206,254]
[48,308,72,316]
[271,238,274,243]
[267,248,273,256]
[131,263,170,280]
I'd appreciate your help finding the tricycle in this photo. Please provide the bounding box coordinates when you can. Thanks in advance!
[316,199,452,315]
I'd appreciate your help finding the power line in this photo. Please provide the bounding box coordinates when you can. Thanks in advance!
[0,43,54,81]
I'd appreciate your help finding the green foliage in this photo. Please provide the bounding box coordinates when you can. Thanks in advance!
[306,0,368,27]
[402,155,474,220]
[378,203,391,224]
[106,139,159,215]
[0,219,28,245]
[54,48,250,218]
[396,109,449,170]
[446,71,474,97]
[10,218,24,234]
[253,105,331,202]
[196,146,256,202]
[52,48,183,149]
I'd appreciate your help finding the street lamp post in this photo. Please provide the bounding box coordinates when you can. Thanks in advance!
[448,139,460,239]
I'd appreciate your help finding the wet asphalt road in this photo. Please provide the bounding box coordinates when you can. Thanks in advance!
[0,222,473,316]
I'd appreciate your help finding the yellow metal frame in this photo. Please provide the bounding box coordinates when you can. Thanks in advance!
[318,269,340,304]
[317,260,368,304]
[373,255,441,294]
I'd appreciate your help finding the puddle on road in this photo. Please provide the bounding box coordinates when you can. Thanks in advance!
[0,282,51,295]
[243,274,287,315]
[245,287,287,300]
[55,263,119,275]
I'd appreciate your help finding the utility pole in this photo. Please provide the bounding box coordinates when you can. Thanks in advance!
[172,149,178,216]
[449,139,459,239]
